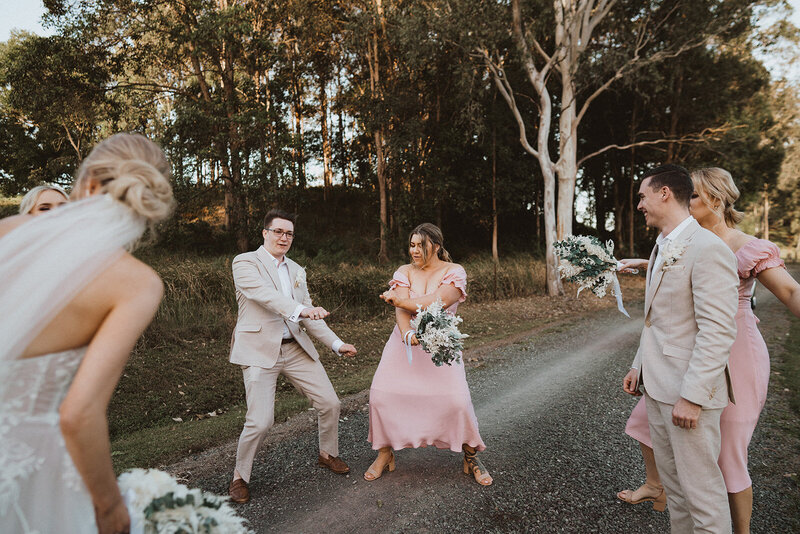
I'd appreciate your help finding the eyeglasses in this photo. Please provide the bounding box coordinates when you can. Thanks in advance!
[266,228,295,240]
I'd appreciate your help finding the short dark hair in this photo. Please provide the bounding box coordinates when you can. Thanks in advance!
[263,209,297,229]
[642,164,693,207]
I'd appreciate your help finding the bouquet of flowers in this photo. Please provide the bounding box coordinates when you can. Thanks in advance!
[408,298,469,366]
[553,235,630,317]
[118,468,252,534]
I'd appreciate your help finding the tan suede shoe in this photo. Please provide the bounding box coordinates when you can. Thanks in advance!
[229,478,250,503]
[317,454,350,474]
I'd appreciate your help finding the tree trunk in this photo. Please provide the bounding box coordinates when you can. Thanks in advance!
[556,77,578,242]
[492,125,499,263]
[367,15,389,263]
[667,66,684,162]
[376,128,390,262]
[319,73,333,201]
[762,189,770,240]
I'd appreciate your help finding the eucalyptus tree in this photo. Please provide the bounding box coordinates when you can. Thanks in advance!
[467,0,770,294]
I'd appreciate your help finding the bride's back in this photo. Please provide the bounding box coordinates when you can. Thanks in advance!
[0,224,163,360]
[0,133,174,362]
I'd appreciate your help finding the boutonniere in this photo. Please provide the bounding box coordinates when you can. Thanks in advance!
[661,241,688,269]
[294,269,306,288]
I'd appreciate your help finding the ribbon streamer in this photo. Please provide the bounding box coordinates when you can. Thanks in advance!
[612,273,630,318]
[402,330,416,365]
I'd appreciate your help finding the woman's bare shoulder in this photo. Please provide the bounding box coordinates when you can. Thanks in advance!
[0,214,32,238]
[100,253,164,300]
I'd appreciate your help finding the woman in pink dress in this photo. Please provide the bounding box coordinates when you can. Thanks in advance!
[364,223,492,486]
[617,168,800,533]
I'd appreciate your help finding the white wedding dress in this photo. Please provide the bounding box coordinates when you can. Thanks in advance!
[0,195,147,533]
[0,348,97,533]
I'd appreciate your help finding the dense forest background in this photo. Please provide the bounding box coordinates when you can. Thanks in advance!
[1,0,798,275]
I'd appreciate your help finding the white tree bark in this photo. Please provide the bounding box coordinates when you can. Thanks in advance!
[479,0,713,295]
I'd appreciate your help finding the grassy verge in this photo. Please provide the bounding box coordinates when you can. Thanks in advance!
[111,269,645,473]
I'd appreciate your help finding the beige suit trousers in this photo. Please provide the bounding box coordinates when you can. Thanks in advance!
[644,391,731,534]
[234,341,340,482]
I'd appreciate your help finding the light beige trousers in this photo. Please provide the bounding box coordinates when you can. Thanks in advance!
[234,341,340,483]
[645,391,731,534]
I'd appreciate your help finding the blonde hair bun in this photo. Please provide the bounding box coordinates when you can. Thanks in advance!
[75,133,174,224]
[690,167,744,228]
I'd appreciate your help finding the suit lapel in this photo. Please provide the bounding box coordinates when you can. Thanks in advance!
[643,244,660,317]
[256,247,282,291]
[644,220,701,318]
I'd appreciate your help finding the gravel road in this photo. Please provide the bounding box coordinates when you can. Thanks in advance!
[171,281,800,533]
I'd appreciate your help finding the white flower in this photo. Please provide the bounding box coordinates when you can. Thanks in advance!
[118,469,252,533]
[410,298,468,366]
[661,241,688,269]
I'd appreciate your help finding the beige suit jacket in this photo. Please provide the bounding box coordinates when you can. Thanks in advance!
[631,220,738,409]
[229,246,340,368]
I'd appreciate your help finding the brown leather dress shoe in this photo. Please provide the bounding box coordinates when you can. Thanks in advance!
[229,478,250,503]
[317,454,350,474]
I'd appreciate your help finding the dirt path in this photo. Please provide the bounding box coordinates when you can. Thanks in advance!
[169,276,800,533]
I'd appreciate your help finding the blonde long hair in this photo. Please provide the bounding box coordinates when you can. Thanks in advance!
[690,167,744,228]
[73,133,174,228]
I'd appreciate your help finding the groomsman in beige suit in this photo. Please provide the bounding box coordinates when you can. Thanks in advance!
[623,165,738,533]
[228,209,357,503]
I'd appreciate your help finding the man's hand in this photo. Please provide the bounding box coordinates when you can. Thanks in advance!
[338,343,357,357]
[623,368,641,396]
[672,397,702,429]
[301,306,329,320]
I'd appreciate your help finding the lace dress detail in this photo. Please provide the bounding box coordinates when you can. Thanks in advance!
[0,348,96,533]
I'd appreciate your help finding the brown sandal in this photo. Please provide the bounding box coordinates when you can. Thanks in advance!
[617,483,666,512]
[463,447,493,486]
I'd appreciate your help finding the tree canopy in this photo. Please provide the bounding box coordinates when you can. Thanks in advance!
[0,0,796,268]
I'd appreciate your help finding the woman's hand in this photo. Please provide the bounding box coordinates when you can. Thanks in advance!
[618,258,649,274]
[95,495,130,534]
[380,289,405,307]
[403,330,420,345]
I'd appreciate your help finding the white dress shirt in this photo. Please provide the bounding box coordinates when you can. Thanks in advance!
[652,215,694,275]
[263,247,343,354]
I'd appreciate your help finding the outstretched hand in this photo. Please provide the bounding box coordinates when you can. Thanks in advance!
[618,258,648,274]
[301,306,329,321]
[338,343,357,357]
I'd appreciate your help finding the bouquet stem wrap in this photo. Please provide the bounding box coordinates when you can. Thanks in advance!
[402,329,416,365]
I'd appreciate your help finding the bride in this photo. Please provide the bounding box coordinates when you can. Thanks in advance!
[0,134,174,534]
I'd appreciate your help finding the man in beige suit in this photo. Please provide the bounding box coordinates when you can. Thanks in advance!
[623,165,738,533]
[228,209,357,503]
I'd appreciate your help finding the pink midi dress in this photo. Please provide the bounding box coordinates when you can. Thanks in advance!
[624,239,785,492]
[367,266,486,452]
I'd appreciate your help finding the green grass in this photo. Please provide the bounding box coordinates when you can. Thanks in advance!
[0,195,20,218]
